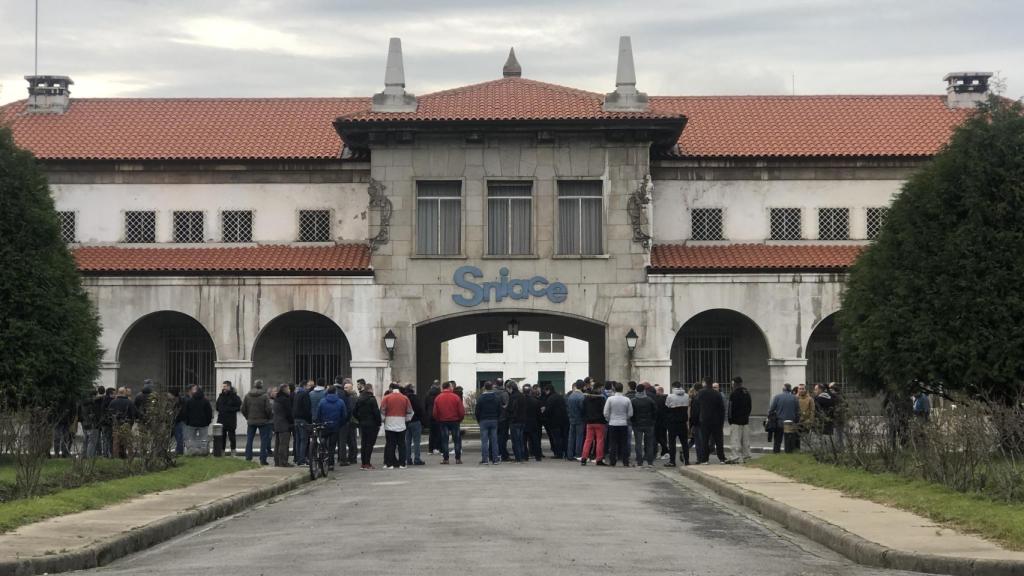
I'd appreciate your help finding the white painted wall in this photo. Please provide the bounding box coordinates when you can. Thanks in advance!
[651,179,903,242]
[444,331,589,393]
[51,183,369,243]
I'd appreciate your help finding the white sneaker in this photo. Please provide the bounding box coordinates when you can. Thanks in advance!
[660,453,670,460]
[399,465,407,469]
[384,465,394,470]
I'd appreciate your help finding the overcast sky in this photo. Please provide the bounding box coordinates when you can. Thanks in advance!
[1,0,1021,105]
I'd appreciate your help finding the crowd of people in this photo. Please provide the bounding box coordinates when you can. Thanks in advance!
[766,382,843,454]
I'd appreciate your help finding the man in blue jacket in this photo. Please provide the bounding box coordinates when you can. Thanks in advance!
[474,381,503,465]
[313,385,349,470]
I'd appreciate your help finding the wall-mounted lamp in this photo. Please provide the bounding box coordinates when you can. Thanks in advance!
[383,329,397,359]
[625,328,639,355]
[507,318,520,338]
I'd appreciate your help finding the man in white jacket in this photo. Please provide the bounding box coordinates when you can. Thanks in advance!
[603,382,634,467]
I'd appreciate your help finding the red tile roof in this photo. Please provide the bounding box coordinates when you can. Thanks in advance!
[0,98,368,161]
[649,243,864,273]
[650,95,970,158]
[73,244,372,275]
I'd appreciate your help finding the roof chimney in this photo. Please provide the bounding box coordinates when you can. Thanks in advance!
[943,71,992,109]
[502,48,522,78]
[24,75,73,114]
[371,38,417,113]
[602,36,649,112]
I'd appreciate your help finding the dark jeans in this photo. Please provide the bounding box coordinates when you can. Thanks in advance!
[245,423,273,464]
[607,425,630,466]
[511,423,526,462]
[406,420,423,464]
[274,430,291,466]
[479,419,499,463]
[440,421,462,461]
[498,420,511,461]
[700,424,726,463]
[775,431,798,453]
[633,425,655,465]
[293,419,308,465]
[526,423,542,460]
[428,422,440,453]
[336,422,350,464]
[359,425,379,465]
[346,421,358,463]
[667,421,689,465]
[221,424,237,452]
[384,429,407,467]
[655,422,669,456]
[566,421,584,460]
[174,421,185,455]
[545,424,566,458]
[325,428,340,465]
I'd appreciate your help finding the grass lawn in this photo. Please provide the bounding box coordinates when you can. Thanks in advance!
[750,453,1024,550]
[0,456,256,533]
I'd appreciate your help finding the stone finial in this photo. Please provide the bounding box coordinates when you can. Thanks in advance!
[372,37,417,113]
[503,48,522,78]
[602,36,649,112]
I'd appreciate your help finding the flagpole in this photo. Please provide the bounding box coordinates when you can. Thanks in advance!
[35,0,39,75]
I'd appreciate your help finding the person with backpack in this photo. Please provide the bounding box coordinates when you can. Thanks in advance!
[727,376,753,462]
[183,385,214,455]
[216,381,242,455]
[313,385,349,470]
[353,384,382,470]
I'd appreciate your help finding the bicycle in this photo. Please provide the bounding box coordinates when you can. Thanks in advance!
[305,422,330,480]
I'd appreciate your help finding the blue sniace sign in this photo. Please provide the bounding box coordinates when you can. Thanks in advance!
[452,266,568,307]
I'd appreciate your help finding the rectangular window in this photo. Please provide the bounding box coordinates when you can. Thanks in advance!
[476,332,504,354]
[691,208,724,241]
[298,210,331,242]
[221,210,253,243]
[557,181,603,255]
[538,332,565,354]
[57,211,76,243]
[769,208,802,241]
[866,207,889,240]
[487,181,532,255]
[818,208,850,240]
[416,181,462,255]
[173,211,205,243]
[124,210,156,243]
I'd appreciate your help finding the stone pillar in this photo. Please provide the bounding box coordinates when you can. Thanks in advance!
[351,359,391,398]
[98,361,119,389]
[215,360,253,435]
[632,357,671,387]
[768,358,808,398]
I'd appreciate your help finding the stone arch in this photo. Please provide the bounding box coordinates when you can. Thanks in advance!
[805,312,844,388]
[251,311,353,387]
[116,310,218,397]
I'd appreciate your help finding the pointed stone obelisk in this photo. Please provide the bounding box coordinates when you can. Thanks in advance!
[602,36,649,112]
[502,48,522,78]
[371,37,417,112]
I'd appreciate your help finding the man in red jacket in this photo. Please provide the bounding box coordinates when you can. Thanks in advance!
[432,381,465,464]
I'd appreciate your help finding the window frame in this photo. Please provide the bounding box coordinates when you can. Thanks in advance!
[123,210,157,244]
[538,332,565,354]
[172,210,206,244]
[865,206,889,240]
[297,209,333,243]
[769,207,803,241]
[555,179,605,257]
[57,210,77,243]
[690,207,725,241]
[817,207,851,241]
[220,209,254,243]
[414,179,464,257]
[485,179,535,257]
[475,332,504,354]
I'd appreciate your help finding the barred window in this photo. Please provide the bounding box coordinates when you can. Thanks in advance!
[416,181,462,255]
[769,208,802,240]
[818,208,850,240]
[57,211,76,243]
[124,211,156,243]
[866,207,889,240]
[476,332,504,354]
[691,208,724,241]
[173,211,205,243]
[487,181,532,255]
[298,210,331,242]
[681,335,731,386]
[557,181,603,255]
[221,210,253,243]
[539,332,565,354]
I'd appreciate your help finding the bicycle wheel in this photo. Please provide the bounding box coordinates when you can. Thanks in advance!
[308,436,320,480]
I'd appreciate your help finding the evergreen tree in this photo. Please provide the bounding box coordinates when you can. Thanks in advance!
[0,126,103,411]
[839,97,1024,402]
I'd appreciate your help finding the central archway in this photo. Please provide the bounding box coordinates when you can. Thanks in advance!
[252,311,352,387]
[415,311,606,394]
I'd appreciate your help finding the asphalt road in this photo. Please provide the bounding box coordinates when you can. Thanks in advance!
[82,449,927,576]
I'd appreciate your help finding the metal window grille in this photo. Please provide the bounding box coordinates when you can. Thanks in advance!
[681,335,732,386]
[769,208,802,240]
[221,210,253,243]
[539,332,565,354]
[57,211,76,243]
[557,181,603,255]
[866,207,889,240]
[416,181,462,255]
[487,181,532,255]
[298,210,331,242]
[173,211,205,243]
[818,208,850,240]
[124,211,156,243]
[691,208,724,241]
[292,325,351,385]
[476,332,504,354]
[809,347,845,387]
[163,328,216,398]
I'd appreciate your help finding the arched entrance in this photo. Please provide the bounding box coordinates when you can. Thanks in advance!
[117,311,217,397]
[252,311,352,387]
[416,311,606,395]
[670,309,771,413]
[806,313,844,388]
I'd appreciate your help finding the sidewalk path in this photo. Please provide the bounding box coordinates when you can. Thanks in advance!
[0,466,306,576]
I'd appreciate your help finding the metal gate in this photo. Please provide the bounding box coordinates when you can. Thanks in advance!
[164,328,216,397]
[680,335,732,386]
[808,347,844,386]
[292,325,350,385]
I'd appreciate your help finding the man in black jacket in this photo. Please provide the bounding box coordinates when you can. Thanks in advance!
[496,381,512,462]
[727,376,753,462]
[691,379,727,464]
[663,385,690,466]
[353,386,382,469]
[507,382,527,462]
[216,381,242,455]
[183,386,214,455]
[541,384,568,459]
[291,380,313,465]
[654,385,669,460]
[630,383,658,466]
[403,384,425,466]
[424,382,440,455]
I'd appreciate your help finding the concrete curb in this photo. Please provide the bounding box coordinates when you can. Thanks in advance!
[0,469,310,576]
[678,467,1024,576]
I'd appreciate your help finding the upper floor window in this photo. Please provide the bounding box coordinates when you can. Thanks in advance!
[173,211,205,243]
[298,210,331,242]
[691,208,724,241]
[124,210,156,243]
[57,211,76,243]
[557,181,603,255]
[476,331,504,354]
[769,208,802,241]
[221,210,253,243]
[818,208,850,240]
[416,181,461,255]
[487,181,532,255]
[866,207,889,240]
[539,332,565,354]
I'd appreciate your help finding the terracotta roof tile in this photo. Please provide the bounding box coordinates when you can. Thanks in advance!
[649,243,864,273]
[73,244,372,275]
